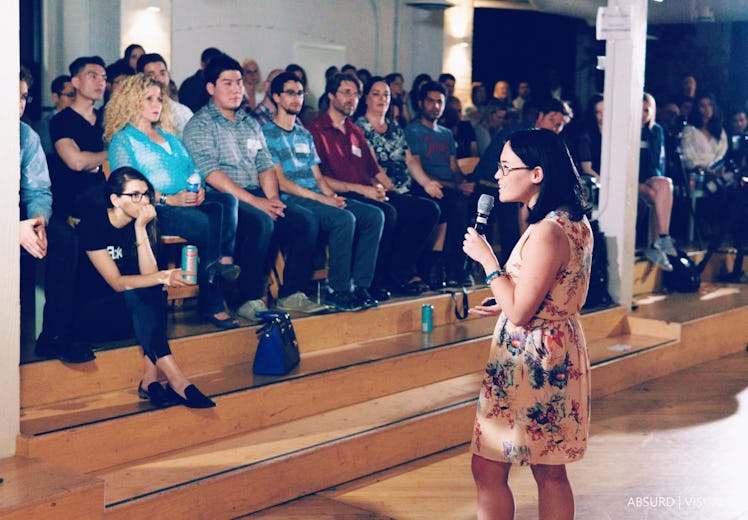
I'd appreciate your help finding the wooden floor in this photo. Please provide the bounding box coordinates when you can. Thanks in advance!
[243,350,748,520]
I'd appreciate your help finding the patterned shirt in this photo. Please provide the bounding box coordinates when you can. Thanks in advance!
[261,121,321,197]
[20,122,52,222]
[354,116,411,192]
[404,120,456,182]
[109,124,203,195]
[167,98,193,138]
[183,100,274,189]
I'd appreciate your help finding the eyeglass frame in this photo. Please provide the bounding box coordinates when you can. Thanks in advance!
[281,89,305,97]
[497,164,532,177]
[120,191,151,202]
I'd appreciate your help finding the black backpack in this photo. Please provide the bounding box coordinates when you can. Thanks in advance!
[584,219,613,308]
[663,249,701,293]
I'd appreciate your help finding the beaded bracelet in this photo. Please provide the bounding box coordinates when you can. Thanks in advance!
[484,268,506,284]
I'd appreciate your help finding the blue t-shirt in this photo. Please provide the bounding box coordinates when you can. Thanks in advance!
[261,121,321,197]
[404,120,456,182]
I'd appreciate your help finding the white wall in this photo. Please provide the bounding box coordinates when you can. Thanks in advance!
[170,0,445,100]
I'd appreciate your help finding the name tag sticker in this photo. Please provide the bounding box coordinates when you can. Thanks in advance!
[247,138,261,151]
[294,142,311,155]
[351,145,362,158]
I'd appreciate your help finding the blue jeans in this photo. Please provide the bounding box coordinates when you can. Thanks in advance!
[156,191,238,315]
[232,190,318,304]
[286,196,384,292]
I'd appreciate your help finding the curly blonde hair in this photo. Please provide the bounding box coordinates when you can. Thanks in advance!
[103,73,175,142]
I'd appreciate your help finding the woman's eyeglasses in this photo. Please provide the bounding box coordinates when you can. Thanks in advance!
[497,164,531,176]
[120,191,151,202]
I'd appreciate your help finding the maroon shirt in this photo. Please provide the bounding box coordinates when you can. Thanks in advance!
[307,111,378,185]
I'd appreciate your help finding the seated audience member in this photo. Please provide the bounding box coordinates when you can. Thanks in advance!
[726,107,748,173]
[341,64,357,77]
[137,53,194,137]
[179,47,223,113]
[252,68,290,125]
[122,44,145,73]
[474,101,508,155]
[442,95,478,158]
[286,63,317,125]
[105,73,240,329]
[184,54,320,320]
[464,82,488,126]
[680,93,727,172]
[35,74,75,154]
[76,167,214,408]
[20,67,93,363]
[676,74,697,120]
[640,92,677,270]
[385,72,410,127]
[306,73,388,305]
[353,76,441,295]
[438,73,456,98]
[491,80,511,109]
[49,56,108,220]
[577,94,604,178]
[105,60,134,105]
[405,80,475,288]
[240,58,263,112]
[262,71,382,310]
[357,68,373,88]
[408,73,432,121]
[512,80,532,113]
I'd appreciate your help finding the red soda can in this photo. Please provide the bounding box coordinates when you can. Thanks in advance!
[181,245,198,282]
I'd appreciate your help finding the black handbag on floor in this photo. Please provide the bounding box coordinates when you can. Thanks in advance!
[253,311,300,375]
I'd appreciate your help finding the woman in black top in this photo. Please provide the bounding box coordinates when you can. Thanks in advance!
[76,166,215,408]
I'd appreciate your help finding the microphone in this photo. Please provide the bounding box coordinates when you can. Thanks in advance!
[463,194,495,271]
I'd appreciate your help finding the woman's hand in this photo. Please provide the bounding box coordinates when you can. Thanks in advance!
[158,268,197,287]
[468,296,502,317]
[463,227,497,268]
[134,204,156,230]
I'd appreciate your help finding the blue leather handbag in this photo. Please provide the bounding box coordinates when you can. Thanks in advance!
[252,311,300,375]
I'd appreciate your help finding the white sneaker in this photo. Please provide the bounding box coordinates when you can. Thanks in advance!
[644,246,673,271]
[276,291,328,314]
[236,299,268,323]
[655,235,677,257]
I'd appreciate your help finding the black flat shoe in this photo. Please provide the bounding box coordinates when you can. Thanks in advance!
[207,262,241,284]
[206,313,240,330]
[138,381,176,408]
[165,384,216,409]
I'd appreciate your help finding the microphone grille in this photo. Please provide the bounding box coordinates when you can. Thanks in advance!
[477,193,495,213]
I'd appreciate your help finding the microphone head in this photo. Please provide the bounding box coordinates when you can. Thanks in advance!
[477,193,495,214]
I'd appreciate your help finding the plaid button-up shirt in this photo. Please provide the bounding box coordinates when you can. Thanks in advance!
[183,100,274,190]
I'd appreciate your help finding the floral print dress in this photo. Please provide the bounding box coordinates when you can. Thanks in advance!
[471,210,593,466]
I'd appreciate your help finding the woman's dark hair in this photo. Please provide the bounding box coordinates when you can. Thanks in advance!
[285,63,308,87]
[385,72,404,87]
[409,73,432,114]
[506,129,589,223]
[353,75,387,119]
[687,93,723,138]
[106,166,159,245]
[124,44,144,61]
[584,93,604,128]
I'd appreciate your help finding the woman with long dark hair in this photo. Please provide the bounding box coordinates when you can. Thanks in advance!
[681,93,727,171]
[463,129,593,519]
[75,167,215,408]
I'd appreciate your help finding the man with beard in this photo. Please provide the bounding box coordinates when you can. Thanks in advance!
[404,81,474,288]
[262,72,383,311]
[307,73,387,307]
[183,54,319,321]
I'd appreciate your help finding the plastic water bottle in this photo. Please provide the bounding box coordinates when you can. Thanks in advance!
[186,173,201,193]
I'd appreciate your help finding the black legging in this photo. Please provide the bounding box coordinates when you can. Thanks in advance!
[75,286,171,363]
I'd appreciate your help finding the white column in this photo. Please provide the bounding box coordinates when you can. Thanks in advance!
[597,0,648,309]
[1,2,21,458]
[442,0,474,106]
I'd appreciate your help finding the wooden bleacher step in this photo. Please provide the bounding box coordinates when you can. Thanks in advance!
[0,457,104,520]
[99,373,482,519]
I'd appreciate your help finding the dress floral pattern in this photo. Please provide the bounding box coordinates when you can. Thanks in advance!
[354,116,412,192]
[471,210,593,466]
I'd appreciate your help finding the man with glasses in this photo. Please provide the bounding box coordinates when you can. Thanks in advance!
[34,75,75,154]
[262,72,383,312]
[405,80,474,289]
[136,53,194,137]
[20,66,94,363]
[49,56,108,220]
[307,73,387,308]
[184,54,319,320]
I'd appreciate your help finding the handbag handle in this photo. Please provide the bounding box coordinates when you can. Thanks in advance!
[449,287,469,320]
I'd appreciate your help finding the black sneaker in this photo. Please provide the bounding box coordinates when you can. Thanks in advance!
[369,286,392,302]
[324,289,363,312]
[429,263,446,291]
[352,287,379,309]
[36,335,95,363]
